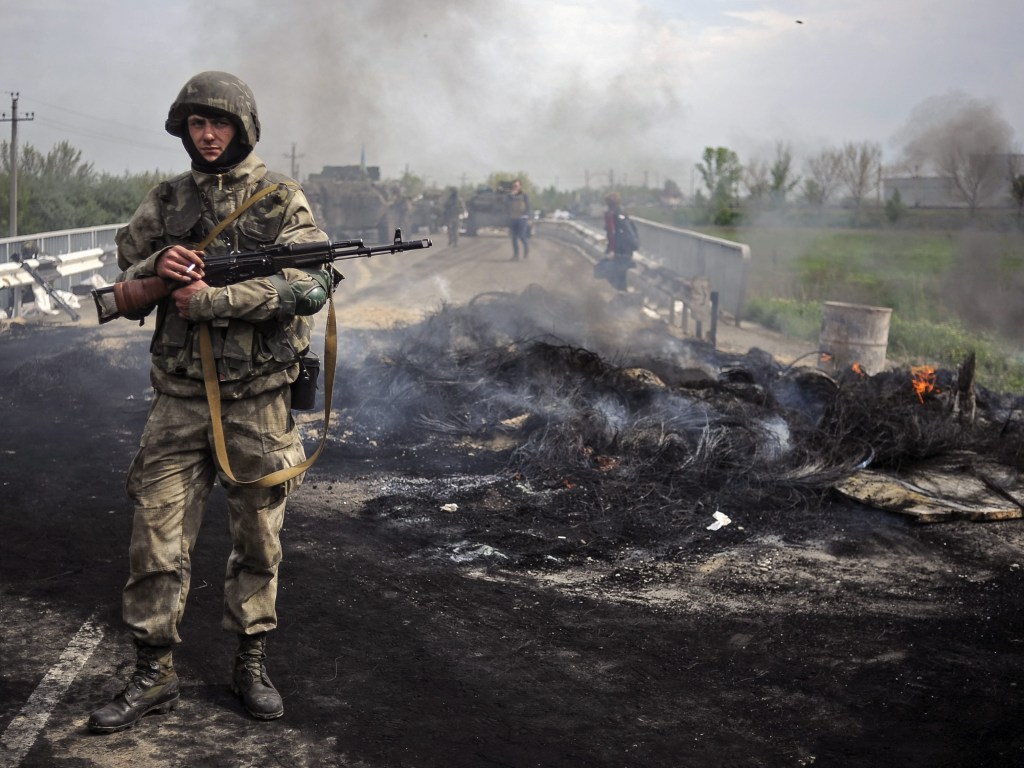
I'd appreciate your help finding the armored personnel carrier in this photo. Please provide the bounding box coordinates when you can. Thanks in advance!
[304,165,408,242]
[465,180,515,236]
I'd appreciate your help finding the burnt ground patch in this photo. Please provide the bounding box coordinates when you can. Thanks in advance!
[2,244,1024,766]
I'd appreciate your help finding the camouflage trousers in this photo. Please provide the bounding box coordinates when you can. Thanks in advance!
[122,387,305,646]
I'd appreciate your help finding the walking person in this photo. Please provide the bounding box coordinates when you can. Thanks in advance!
[507,179,531,260]
[601,192,639,292]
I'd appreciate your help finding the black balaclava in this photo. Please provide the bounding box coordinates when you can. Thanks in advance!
[182,106,252,173]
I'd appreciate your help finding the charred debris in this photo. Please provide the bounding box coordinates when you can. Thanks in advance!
[11,284,1020,568]
[322,285,1024,565]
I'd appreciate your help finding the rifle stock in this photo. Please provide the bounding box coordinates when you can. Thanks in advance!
[92,229,431,324]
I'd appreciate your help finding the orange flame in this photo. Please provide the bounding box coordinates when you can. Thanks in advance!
[851,362,865,377]
[911,365,938,404]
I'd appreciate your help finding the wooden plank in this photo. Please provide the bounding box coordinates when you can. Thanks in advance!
[834,456,1024,523]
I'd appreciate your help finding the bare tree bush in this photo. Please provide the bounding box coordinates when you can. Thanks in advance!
[837,141,882,209]
[802,148,844,206]
[896,92,1014,216]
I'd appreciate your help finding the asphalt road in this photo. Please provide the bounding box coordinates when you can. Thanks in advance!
[2,225,1022,768]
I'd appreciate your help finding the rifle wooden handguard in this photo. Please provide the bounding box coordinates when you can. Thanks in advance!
[113,277,172,315]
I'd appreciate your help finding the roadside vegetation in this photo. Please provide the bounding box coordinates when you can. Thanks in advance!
[0,140,171,233]
[711,223,1024,392]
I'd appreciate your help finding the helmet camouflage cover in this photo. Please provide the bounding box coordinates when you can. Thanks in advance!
[165,71,261,148]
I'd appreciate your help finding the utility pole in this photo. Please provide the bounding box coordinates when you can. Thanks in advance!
[1,93,34,237]
[283,142,303,180]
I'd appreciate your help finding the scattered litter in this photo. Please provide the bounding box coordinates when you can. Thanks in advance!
[440,503,459,513]
[500,413,530,429]
[707,511,732,531]
[835,454,1024,523]
[449,541,508,563]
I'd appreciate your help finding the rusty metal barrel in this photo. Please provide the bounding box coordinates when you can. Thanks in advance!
[818,301,892,375]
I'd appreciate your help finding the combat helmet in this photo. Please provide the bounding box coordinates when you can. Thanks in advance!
[165,71,260,149]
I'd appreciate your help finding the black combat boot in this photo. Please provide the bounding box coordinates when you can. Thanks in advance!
[87,643,179,733]
[232,632,284,720]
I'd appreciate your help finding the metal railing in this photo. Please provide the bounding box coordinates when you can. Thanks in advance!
[0,225,125,319]
[546,216,751,329]
[0,225,124,263]
[629,218,750,321]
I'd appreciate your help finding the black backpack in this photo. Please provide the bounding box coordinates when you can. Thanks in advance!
[614,213,639,253]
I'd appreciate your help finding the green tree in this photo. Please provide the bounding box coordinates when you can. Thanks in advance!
[0,140,171,234]
[885,188,905,224]
[837,140,882,209]
[696,147,742,225]
[768,142,801,207]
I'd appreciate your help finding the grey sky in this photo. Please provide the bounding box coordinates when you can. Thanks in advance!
[3,0,1021,189]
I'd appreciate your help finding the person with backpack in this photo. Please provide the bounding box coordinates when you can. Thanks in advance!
[601,192,638,292]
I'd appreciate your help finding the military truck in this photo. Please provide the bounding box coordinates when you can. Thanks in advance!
[303,165,409,243]
[464,180,515,236]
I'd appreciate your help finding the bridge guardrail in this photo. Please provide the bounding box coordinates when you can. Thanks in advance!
[1,226,125,320]
[542,217,750,341]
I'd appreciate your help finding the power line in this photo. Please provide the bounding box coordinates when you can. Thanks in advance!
[31,115,179,154]
[21,95,166,137]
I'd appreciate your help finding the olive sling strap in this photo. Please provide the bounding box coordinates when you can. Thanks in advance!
[198,301,336,488]
[194,182,338,488]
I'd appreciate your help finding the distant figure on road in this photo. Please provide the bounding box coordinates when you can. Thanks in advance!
[599,192,639,292]
[442,186,466,247]
[507,179,531,260]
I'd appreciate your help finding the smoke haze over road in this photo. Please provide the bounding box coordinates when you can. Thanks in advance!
[3,0,1021,189]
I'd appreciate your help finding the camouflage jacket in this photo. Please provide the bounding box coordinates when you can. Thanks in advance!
[115,153,332,399]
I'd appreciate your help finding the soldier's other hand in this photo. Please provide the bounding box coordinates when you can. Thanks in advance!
[157,245,205,283]
[172,279,208,319]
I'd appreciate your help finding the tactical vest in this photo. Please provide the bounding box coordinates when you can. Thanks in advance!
[148,165,312,393]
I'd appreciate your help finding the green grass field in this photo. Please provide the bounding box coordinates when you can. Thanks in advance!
[706,225,1024,392]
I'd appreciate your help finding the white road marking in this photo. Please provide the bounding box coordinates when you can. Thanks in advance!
[0,618,104,767]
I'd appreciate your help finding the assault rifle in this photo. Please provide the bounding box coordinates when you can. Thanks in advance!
[92,229,432,324]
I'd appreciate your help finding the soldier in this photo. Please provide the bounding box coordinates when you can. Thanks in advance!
[442,186,466,247]
[87,71,334,732]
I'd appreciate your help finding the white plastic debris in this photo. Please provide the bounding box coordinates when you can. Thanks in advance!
[440,503,459,513]
[707,510,732,531]
[449,541,508,563]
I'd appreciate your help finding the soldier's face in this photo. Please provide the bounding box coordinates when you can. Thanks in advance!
[187,115,236,163]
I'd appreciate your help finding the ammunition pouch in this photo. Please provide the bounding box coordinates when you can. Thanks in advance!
[290,349,320,410]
